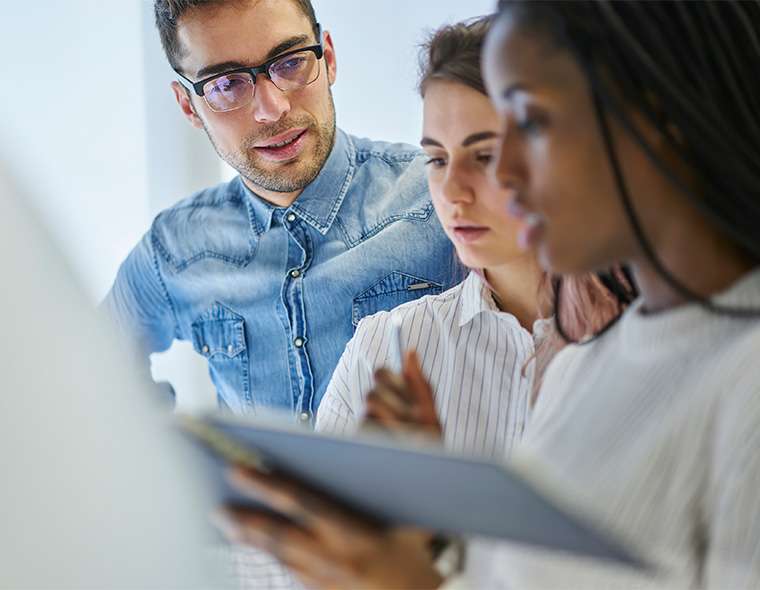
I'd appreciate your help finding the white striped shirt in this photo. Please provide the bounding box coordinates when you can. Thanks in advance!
[316,271,548,459]
[445,269,760,590]
[236,271,548,590]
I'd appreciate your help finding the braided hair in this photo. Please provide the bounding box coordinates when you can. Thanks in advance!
[497,0,760,341]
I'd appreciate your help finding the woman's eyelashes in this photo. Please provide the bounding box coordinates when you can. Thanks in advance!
[515,116,544,135]
[515,105,548,136]
[425,155,447,168]
[425,150,495,169]
[496,101,548,137]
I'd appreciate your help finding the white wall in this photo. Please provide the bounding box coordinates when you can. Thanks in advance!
[2,0,496,408]
[0,2,152,301]
[318,0,495,144]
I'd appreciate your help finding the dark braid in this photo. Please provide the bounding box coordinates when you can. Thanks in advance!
[498,0,760,340]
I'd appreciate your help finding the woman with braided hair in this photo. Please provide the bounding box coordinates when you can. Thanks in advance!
[212,2,760,588]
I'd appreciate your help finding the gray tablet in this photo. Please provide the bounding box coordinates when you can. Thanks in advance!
[181,413,648,571]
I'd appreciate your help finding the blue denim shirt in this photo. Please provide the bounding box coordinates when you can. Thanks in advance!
[105,129,462,418]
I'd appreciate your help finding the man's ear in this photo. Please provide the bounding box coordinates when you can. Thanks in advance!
[171,81,204,129]
[322,30,337,86]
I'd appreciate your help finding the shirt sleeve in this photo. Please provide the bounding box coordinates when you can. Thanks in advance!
[437,573,470,590]
[101,230,178,358]
[705,366,760,589]
[315,311,393,435]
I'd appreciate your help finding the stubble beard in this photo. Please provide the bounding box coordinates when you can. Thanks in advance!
[203,92,336,194]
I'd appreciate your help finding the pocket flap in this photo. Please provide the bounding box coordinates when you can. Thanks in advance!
[352,272,442,327]
[191,303,247,358]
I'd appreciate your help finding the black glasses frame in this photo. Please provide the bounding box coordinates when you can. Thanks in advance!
[176,26,324,98]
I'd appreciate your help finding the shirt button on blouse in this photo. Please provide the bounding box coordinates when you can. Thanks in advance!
[202,345,210,354]
[286,213,296,223]
[290,269,301,278]
[299,412,311,423]
[294,337,304,348]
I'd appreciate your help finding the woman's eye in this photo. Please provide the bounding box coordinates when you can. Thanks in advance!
[516,117,542,135]
[476,152,493,165]
[425,157,447,168]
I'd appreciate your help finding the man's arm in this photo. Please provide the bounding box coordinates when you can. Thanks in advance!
[102,230,178,363]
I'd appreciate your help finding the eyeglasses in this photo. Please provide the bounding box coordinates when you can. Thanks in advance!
[176,27,324,113]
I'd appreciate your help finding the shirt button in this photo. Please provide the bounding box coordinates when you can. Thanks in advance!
[227,344,234,354]
[299,412,311,423]
[290,269,301,278]
[294,337,304,348]
[202,345,210,354]
[286,213,297,223]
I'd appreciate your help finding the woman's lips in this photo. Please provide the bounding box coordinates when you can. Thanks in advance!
[451,226,490,244]
[507,198,545,251]
[516,214,545,250]
[253,128,308,162]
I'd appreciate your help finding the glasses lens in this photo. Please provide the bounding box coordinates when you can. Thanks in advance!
[203,73,254,112]
[269,50,320,91]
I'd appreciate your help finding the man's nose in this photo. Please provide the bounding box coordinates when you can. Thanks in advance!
[252,76,291,123]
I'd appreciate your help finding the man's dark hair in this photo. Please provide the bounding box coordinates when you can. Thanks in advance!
[154,0,319,72]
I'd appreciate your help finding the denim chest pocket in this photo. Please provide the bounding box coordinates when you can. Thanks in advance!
[352,272,443,327]
[191,302,251,412]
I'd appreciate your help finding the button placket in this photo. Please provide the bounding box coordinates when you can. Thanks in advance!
[282,210,315,417]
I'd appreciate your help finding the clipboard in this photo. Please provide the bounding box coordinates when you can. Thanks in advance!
[180,412,649,571]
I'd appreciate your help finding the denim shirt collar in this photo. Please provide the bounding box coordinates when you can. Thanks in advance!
[236,128,355,236]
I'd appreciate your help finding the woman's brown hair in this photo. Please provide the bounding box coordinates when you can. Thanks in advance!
[418,15,631,405]
[418,16,494,97]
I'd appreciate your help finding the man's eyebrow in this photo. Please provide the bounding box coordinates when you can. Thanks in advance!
[420,137,443,148]
[462,131,498,147]
[196,60,246,79]
[195,34,311,80]
[264,34,310,61]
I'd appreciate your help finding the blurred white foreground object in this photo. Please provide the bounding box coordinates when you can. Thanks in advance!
[0,165,225,588]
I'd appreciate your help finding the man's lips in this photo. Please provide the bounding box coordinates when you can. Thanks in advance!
[252,128,309,162]
[254,127,307,149]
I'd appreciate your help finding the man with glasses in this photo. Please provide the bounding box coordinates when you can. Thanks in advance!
[105,0,461,421]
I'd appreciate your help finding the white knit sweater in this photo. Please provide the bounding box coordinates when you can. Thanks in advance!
[449,269,760,589]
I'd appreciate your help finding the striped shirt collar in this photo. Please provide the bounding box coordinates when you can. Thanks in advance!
[459,270,554,342]
[458,271,500,327]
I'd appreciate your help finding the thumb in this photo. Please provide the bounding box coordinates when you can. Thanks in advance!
[402,350,437,420]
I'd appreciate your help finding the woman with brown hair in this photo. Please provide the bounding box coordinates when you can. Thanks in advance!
[315,16,626,452]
